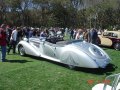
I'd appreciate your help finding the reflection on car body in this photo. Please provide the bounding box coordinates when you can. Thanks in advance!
[17,36,111,69]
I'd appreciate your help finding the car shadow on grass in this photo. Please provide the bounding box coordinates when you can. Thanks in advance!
[6,59,33,63]
[24,55,117,75]
[74,63,117,75]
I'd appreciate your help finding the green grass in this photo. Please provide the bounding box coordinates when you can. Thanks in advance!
[0,48,120,90]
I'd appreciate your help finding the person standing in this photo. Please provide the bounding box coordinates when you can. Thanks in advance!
[0,24,7,62]
[8,27,20,54]
[75,29,83,40]
[90,28,98,45]
[70,28,74,40]
[6,25,12,46]
[83,29,89,42]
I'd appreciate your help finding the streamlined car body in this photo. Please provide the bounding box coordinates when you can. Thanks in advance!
[98,31,120,50]
[17,37,111,68]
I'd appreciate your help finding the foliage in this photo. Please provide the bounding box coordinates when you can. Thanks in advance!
[0,0,120,29]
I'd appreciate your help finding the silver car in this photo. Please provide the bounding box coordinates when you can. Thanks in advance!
[17,37,111,68]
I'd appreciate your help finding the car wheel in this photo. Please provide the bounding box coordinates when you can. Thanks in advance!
[19,46,26,56]
[114,43,120,50]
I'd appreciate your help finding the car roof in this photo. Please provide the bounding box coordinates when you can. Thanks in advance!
[104,31,120,38]
[105,31,120,33]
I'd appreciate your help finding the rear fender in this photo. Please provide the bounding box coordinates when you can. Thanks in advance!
[60,47,98,68]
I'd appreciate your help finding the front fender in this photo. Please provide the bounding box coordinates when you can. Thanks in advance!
[18,41,40,56]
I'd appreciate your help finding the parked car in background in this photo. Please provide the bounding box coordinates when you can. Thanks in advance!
[98,31,120,50]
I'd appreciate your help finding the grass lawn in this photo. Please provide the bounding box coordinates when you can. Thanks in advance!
[0,48,120,90]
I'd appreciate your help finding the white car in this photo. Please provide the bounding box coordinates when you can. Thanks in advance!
[17,37,111,68]
[92,73,120,90]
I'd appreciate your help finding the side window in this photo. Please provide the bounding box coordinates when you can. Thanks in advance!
[103,32,114,37]
[108,33,112,36]
[103,32,109,36]
[112,33,118,38]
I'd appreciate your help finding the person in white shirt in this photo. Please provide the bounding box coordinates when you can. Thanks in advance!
[7,27,20,54]
[75,29,83,40]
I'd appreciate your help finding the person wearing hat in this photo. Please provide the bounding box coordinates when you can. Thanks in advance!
[0,24,7,62]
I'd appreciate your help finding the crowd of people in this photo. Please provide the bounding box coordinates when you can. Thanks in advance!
[68,27,100,44]
[0,23,102,62]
